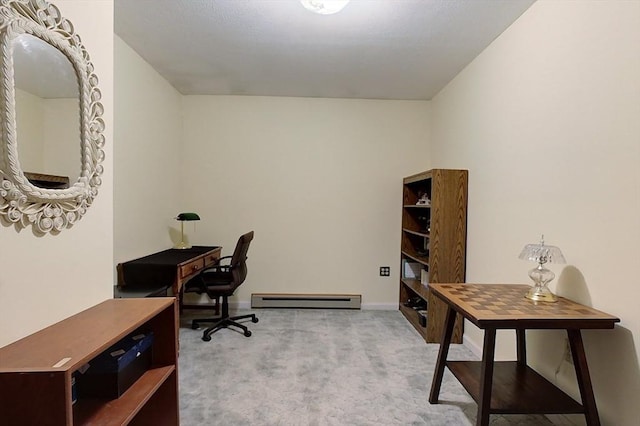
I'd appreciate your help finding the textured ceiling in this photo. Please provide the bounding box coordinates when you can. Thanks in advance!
[115,0,535,100]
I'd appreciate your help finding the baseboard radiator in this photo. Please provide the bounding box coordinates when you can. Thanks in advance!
[251,293,361,309]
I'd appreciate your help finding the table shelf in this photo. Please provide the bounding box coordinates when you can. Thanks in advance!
[447,361,584,415]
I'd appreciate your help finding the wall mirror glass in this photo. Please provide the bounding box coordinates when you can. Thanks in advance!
[14,33,81,187]
[0,0,105,234]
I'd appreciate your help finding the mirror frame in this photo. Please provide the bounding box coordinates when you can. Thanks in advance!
[0,0,105,234]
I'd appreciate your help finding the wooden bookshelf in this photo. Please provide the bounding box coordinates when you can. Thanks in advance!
[399,169,468,343]
[0,298,179,425]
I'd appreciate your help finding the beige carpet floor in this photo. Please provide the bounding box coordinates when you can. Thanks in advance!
[178,308,556,426]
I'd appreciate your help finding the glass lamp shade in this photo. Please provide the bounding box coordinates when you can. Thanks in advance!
[300,0,350,15]
[519,236,565,302]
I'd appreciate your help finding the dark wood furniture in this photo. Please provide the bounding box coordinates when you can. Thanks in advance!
[400,169,468,343]
[428,283,620,426]
[117,246,221,297]
[0,298,179,425]
[23,171,70,189]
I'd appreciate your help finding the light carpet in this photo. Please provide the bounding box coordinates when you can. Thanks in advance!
[178,309,554,426]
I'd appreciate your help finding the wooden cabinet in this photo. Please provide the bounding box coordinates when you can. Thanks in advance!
[399,169,468,343]
[0,298,179,425]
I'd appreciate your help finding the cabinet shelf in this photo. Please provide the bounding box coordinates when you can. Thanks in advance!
[399,169,467,343]
[399,304,428,341]
[74,365,176,425]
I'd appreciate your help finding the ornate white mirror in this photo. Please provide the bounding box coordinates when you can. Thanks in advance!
[0,0,105,234]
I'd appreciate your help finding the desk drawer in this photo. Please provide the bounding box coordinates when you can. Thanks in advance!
[204,252,219,267]
[180,258,204,278]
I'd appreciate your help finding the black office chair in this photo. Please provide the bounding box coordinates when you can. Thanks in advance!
[183,231,258,341]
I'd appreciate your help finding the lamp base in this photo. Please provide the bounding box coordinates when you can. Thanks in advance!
[525,285,558,302]
[175,222,191,249]
[525,263,558,302]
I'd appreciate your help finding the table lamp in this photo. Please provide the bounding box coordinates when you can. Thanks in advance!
[175,212,200,249]
[519,235,565,302]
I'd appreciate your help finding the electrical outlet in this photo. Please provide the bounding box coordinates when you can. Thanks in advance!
[379,266,390,276]
[563,338,573,364]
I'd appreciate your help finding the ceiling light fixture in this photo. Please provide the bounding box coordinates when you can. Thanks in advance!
[300,0,350,15]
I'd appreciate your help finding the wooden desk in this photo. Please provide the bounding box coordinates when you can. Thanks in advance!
[428,283,619,426]
[118,246,222,296]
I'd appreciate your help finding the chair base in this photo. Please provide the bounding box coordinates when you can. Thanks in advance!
[192,313,258,341]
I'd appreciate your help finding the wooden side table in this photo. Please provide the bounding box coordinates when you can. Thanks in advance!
[428,283,619,426]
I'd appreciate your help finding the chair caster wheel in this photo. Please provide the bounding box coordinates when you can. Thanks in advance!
[244,330,252,337]
[252,317,259,323]
[191,323,199,330]
[202,334,211,342]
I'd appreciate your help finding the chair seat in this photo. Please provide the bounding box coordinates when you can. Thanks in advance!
[184,273,236,295]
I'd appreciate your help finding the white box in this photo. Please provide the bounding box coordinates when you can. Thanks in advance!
[421,269,429,286]
[403,260,422,279]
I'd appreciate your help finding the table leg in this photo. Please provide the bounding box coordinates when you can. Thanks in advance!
[567,329,601,426]
[429,306,457,403]
[516,329,526,366]
[476,328,496,426]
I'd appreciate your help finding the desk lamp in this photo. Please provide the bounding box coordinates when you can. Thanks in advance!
[519,235,565,302]
[175,212,200,249]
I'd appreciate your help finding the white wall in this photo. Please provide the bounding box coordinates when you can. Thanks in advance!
[0,0,114,347]
[181,96,430,307]
[43,98,80,180]
[112,39,432,306]
[15,88,44,171]
[113,36,183,266]
[431,1,640,425]
[15,91,79,180]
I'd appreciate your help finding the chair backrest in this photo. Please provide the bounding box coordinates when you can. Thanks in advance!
[229,231,254,287]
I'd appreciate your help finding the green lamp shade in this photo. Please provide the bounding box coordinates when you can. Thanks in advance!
[176,212,200,221]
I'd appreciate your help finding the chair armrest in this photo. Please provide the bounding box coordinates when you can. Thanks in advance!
[201,255,232,273]
[216,255,233,264]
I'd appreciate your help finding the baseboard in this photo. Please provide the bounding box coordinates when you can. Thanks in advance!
[545,414,587,425]
[228,301,396,311]
[251,293,361,309]
[463,333,482,358]
[230,300,251,310]
[361,303,397,310]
